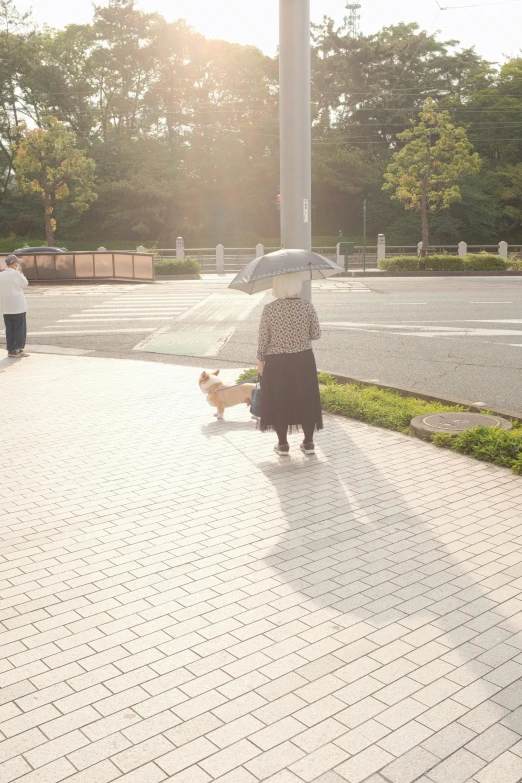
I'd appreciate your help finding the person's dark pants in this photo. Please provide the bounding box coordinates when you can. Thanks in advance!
[276,424,315,445]
[3,313,27,352]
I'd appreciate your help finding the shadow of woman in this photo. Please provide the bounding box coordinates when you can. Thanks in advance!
[250,412,520,715]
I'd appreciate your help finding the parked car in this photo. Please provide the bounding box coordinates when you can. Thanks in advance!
[14,246,65,254]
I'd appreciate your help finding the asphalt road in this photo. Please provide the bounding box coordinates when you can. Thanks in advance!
[3,276,522,413]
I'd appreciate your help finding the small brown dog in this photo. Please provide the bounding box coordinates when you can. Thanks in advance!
[199,370,255,420]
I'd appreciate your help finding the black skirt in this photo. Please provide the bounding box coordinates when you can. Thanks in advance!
[260,349,323,434]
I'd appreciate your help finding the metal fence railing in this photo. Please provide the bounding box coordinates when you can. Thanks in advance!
[384,244,507,257]
[177,246,380,272]
[163,238,512,275]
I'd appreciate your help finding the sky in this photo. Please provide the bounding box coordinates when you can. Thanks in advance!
[15,0,522,65]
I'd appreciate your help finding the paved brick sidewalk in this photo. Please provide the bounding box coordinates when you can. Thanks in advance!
[2,354,522,783]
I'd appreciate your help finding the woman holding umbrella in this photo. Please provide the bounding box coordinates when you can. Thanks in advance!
[230,247,343,456]
[257,271,322,455]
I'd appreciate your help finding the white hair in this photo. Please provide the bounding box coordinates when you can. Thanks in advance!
[272,272,303,299]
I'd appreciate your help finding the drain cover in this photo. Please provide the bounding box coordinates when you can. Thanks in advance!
[411,411,512,439]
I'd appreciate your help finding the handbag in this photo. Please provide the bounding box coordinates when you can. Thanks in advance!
[250,375,262,417]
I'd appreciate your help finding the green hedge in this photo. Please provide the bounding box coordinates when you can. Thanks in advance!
[509,259,522,271]
[464,253,507,271]
[379,253,507,272]
[378,255,421,271]
[154,258,200,276]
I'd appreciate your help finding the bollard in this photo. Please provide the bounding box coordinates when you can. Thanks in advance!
[216,244,225,274]
[256,243,264,258]
[499,241,508,260]
[176,236,184,261]
[377,234,386,262]
[458,241,467,258]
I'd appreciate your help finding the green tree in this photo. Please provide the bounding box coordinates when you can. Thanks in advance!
[383,102,481,253]
[14,116,97,244]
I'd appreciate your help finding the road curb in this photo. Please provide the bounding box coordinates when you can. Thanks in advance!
[337,271,522,277]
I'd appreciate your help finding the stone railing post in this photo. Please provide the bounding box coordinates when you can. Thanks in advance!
[377,234,386,261]
[216,244,225,274]
[336,242,342,265]
[458,241,467,258]
[499,241,508,260]
[176,236,184,260]
[256,243,264,258]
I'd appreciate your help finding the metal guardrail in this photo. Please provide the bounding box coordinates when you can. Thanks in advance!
[179,246,379,272]
[0,251,155,282]
[384,245,506,257]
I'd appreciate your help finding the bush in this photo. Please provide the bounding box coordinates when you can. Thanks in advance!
[433,426,522,473]
[421,254,463,271]
[508,259,522,271]
[154,257,200,277]
[380,253,508,272]
[378,255,420,271]
[463,253,507,271]
[237,368,258,383]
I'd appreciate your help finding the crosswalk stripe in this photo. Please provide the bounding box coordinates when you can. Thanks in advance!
[30,329,157,335]
[59,317,174,322]
[76,310,186,314]
[27,287,212,337]
[89,306,194,310]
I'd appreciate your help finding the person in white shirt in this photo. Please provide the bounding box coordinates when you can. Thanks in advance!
[0,254,29,358]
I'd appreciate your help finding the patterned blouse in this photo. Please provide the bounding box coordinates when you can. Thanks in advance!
[257,297,321,361]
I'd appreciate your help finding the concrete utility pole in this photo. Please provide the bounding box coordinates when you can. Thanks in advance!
[279,0,312,302]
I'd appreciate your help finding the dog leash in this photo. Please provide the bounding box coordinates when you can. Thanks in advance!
[207,378,258,394]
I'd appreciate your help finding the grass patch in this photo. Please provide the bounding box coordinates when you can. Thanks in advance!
[320,382,463,435]
[433,427,522,473]
[238,367,521,473]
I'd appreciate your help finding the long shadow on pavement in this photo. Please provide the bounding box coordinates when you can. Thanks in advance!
[250,413,522,780]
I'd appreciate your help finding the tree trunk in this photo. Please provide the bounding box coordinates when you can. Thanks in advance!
[420,178,429,258]
[44,198,54,247]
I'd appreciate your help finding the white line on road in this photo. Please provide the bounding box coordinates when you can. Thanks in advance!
[30,328,157,335]
[108,297,204,301]
[58,317,174,322]
[101,305,202,308]
[320,321,522,337]
[83,311,186,315]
